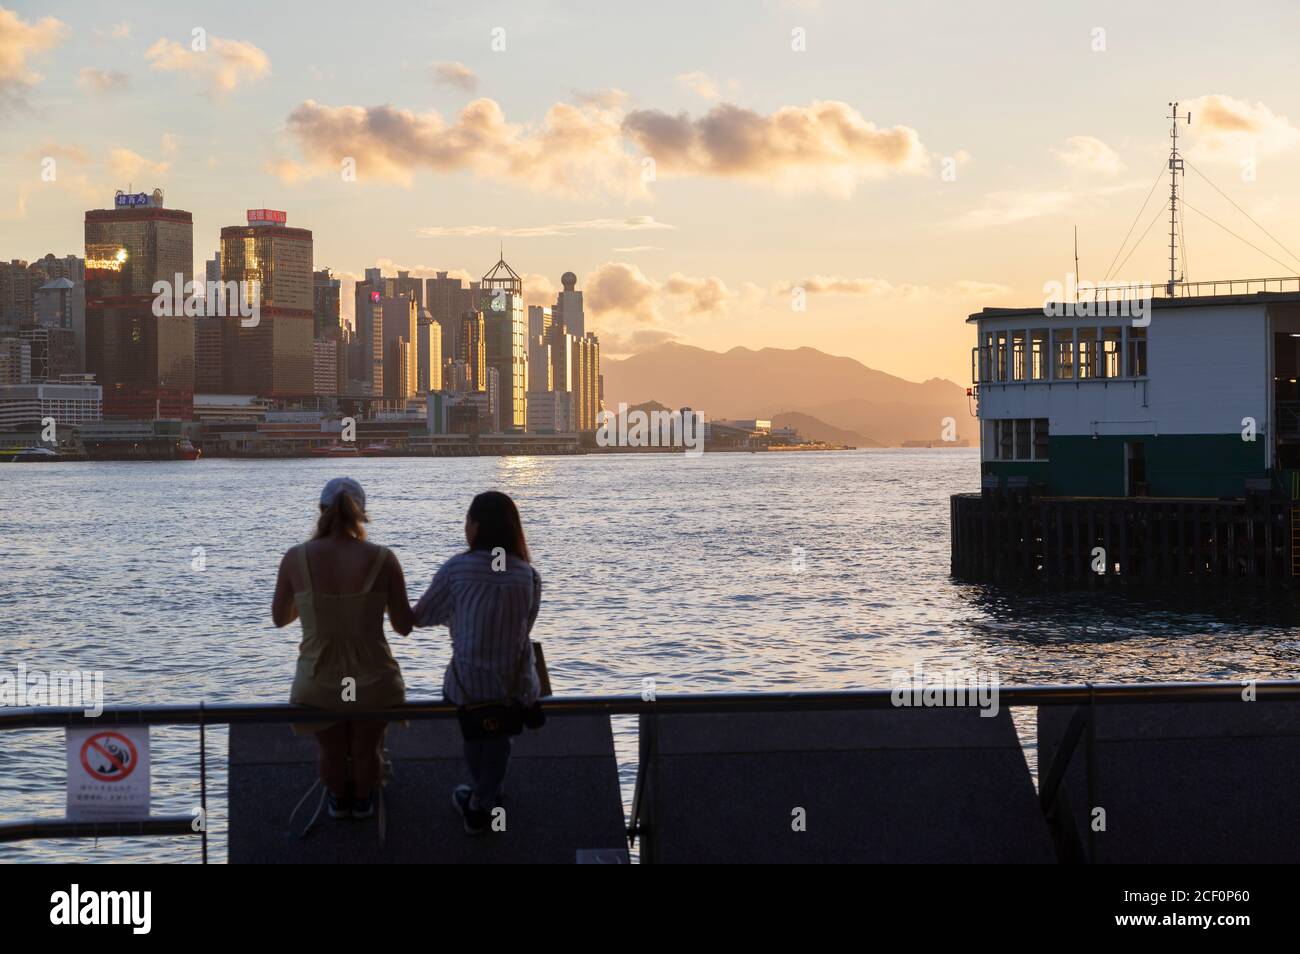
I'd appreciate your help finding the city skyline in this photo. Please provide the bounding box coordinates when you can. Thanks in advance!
[5,1,1300,387]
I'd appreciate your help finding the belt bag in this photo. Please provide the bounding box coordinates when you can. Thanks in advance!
[457,698,526,740]
[454,642,546,741]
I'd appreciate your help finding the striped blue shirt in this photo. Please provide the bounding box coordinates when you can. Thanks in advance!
[412,549,541,705]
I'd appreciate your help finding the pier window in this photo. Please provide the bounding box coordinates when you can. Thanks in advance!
[995,330,1009,381]
[1077,327,1098,379]
[993,418,1050,461]
[1126,326,1147,377]
[1030,329,1049,380]
[977,331,995,382]
[1053,328,1075,379]
[1011,330,1027,381]
[1101,326,1122,378]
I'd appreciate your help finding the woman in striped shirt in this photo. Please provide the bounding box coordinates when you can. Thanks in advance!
[413,491,541,834]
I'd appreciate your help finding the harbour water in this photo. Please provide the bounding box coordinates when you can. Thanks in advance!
[2,449,1297,861]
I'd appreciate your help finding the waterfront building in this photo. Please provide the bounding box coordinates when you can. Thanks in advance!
[526,388,573,433]
[84,189,195,419]
[0,375,102,431]
[969,286,1300,497]
[219,209,314,400]
[571,332,602,431]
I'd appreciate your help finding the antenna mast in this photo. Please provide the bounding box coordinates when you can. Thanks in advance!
[1167,101,1191,295]
[1073,225,1080,301]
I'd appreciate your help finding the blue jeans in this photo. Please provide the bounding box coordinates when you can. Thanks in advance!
[463,736,512,808]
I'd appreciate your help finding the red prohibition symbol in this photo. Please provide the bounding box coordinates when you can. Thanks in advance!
[80,731,138,782]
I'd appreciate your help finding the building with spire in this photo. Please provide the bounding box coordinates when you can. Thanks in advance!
[481,250,527,431]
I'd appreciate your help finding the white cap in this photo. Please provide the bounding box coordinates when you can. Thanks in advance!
[320,476,365,510]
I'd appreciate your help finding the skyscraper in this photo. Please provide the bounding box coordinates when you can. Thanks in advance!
[313,268,341,339]
[481,254,526,432]
[549,271,600,431]
[554,270,585,337]
[426,271,481,374]
[379,294,417,401]
[416,307,442,393]
[219,209,314,399]
[354,280,383,396]
[84,189,194,418]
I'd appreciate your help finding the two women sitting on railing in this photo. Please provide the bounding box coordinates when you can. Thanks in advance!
[271,480,541,835]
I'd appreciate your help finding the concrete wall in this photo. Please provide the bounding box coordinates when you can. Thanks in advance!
[637,708,1054,863]
[1039,701,1300,863]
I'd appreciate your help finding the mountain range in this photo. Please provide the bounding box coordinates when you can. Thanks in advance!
[600,343,971,446]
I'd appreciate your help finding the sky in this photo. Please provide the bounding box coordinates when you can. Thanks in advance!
[4,0,1300,385]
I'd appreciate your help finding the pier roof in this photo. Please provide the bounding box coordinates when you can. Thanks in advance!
[967,278,1300,323]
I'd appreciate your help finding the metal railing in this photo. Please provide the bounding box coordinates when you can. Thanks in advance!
[5,681,1300,856]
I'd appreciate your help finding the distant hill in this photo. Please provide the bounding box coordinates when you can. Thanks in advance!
[770,411,878,447]
[601,343,970,445]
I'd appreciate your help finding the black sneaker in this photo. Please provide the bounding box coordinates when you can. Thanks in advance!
[326,790,351,819]
[452,784,490,835]
[352,792,375,819]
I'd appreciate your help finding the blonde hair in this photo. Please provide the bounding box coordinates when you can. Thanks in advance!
[313,493,368,540]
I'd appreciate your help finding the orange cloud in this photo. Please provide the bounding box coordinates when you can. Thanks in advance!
[623,100,930,193]
[146,35,270,97]
[0,9,65,103]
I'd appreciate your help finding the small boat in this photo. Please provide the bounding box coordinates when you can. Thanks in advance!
[176,437,202,461]
[360,442,394,456]
[11,446,61,462]
[312,443,359,457]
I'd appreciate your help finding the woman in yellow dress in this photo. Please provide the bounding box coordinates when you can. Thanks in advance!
[272,477,414,819]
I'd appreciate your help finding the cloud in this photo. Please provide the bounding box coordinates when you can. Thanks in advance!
[278,97,644,196]
[78,67,129,94]
[612,245,663,253]
[416,215,673,238]
[275,96,928,197]
[145,35,270,96]
[664,273,735,315]
[676,71,720,99]
[586,262,751,333]
[107,140,172,181]
[0,9,66,103]
[1053,135,1124,175]
[523,273,555,304]
[623,100,930,193]
[1185,94,1300,160]
[586,262,660,323]
[773,276,925,298]
[431,61,476,92]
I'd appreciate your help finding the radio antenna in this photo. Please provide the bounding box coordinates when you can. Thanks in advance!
[1167,101,1192,295]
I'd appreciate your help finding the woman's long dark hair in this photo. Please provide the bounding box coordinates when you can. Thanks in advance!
[314,493,368,540]
[467,491,529,563]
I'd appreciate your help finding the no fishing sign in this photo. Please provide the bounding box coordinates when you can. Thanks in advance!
[66,727,151,821]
